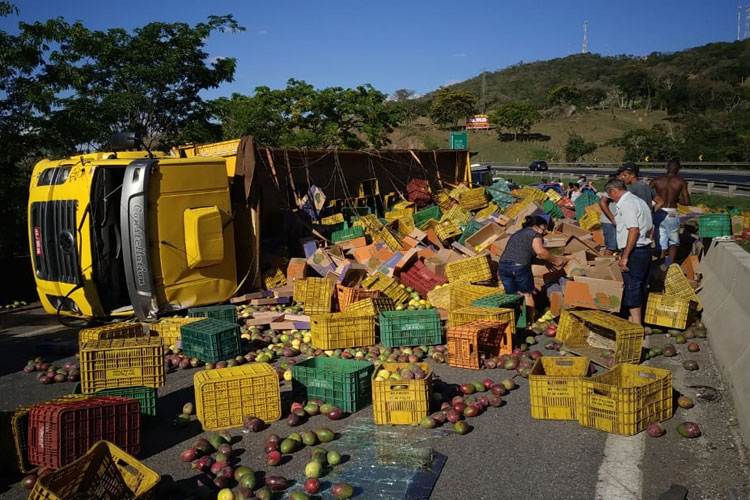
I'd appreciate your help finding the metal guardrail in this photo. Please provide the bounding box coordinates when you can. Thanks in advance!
[485,161,750,171]
[489,169,750,198]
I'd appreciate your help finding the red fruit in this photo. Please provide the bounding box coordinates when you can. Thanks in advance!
[264,441,279,453]
[451,396,464,406]
[483,378,494,389]
[305,477,321,494]
[490,395,502,407]
[544,326,557,337]
[327,407,343,420]
[267,450,282,466]
[218,465,234,480]
[213,477,228,489]
[452,402,466,413]
[490,384,506,396]
[460,383,475,395]
[180,448,199,462]
[210,461,229,475]
[291,402,304,413]
[463,405,479,418]
[446,409,462,423]
[22,474,37,490]
[647,423,665,437]
[530,350,543,360]
[687,342,700,352]
[265,476,289,491]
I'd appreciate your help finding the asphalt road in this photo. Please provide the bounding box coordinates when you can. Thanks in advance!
[489,165,750,185]
[1,307,749,500]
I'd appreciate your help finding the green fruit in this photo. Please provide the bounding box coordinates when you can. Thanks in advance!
[239,473,256,490]
[255,487,273,500]
[305,460,322,478]
[315,428,335,443]
[471,381,485,393]
[301,431,317,446]
[320,403,333,415]
[288,432,303,443]
[331,482,354,499]
[280,438,297,454]
[234,466,253,482]
[209,435,225,451]
[311,449,328,465]
[175,413,190,428]
[327,450,341,465]
[290,493,310,500]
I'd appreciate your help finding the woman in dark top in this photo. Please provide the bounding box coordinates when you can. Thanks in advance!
[499,215,567,322]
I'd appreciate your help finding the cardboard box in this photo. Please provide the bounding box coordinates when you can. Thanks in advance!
[591,229,604,246]
[564,236,601,259]
[681,254,700,281]
[286,258,307,281]
[451,241,478,256]
[557,222,593,240]
[307,249,336,276]
[465,222,505,252]
[563,261,623,313]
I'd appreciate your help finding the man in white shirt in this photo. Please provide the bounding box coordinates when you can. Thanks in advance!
[604,178,653,324]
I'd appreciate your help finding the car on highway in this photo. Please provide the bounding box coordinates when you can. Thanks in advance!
[528,160,548,171]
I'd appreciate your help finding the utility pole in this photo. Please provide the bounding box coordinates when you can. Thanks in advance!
[738,5,742,41]
[582,20,588,54]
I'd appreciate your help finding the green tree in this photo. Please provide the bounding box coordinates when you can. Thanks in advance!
[608,125,679,162]
[391,89,422,126]
[491,101,541,141]
[615,65,653,109]
[429,88,477,129]
[547,85,580,106]
[564,132,597,162]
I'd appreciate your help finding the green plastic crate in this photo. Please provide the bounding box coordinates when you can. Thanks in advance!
[72,384,157,416]
[412,206,442,228]
[574,192,599,219]
[458,219,486,245]
[542,200,563,219]
[343,206,372,221]
[180,318,241,363]
[188,304,238,324]
[291,357,374,413]
[472,293,527,328]
[698,213,731,238]
[332,225,365,243]
[379,309,442,347]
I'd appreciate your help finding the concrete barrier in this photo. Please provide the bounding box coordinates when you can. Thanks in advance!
[698,240,750,445]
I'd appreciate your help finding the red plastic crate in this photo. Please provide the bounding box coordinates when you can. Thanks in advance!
[399,261,448,297]
[28,396,141,470]
[407,179,432,208]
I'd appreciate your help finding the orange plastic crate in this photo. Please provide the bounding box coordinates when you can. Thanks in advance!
[336,285,380,312]
[448,306,516,336]
[446,320,511,370]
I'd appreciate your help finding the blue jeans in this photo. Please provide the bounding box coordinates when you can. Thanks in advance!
[499,261,535,294]
[621,247,652,308]
[601,222,618,251]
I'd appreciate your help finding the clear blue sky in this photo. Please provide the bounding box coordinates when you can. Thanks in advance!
[3,0,744,98]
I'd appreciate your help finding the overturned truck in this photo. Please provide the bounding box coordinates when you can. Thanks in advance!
[27,136,470,321]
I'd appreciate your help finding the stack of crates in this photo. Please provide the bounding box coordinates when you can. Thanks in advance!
[292,357,374,413]
[72,383,157,417]
[698,213,731,238]
[188,304,238,324]
[449,283,500,310]
[579,208,601,231]
[412,205,442,228]
[444,254,493,283]
[516,186,547,203]
[27,395,141,469]
[79,337,164,394]
[529,357,590,420]
[576,364,672,435]
[194,363,281,430]
[180,318,242,363]
[441,205,472,225]
[310,312,376,349]
[435,219,462,242]
[448,306,516,335]
[407,178,431,207]
[147,316,202,348]
[362,273,410,304]
[575,192,599,219]
[379,309,442,347]
[542,199,563,220]
[457,187,489,211]
[372,362,432,425]
[472,293,527,328]
[345,297,396,317]
[446,320,511,370]
[336,285,380,312]
[426,283,456,310]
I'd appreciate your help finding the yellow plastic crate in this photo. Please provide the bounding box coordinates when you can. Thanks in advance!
[393,216,416,237]
[644,293,695,330]
[147,317,202,347]
[529,357,590,421]
[448,184,469,199]
[579,209,601,231]
[294,277,335,315]
[517,185,547,202]
[546,189,562,202]
[320,213,345,225]
[310,312,376,349]
[449,283,500,309]
[448,306,516,335]
[435,220,462,242]
[664,264,702,311]
[377,228,404,251]
[345,296,396,317]
[457,187,489,211]
[576,363,672,436]
[475,202,500,220]
[78,323,143,345]
[385,208,414,221]
[436,190,454,211]
[263,268,287,290]
[362,272,410,304]
[336,285,381,312]
[502,199,532,219]
[744,212,750,229]
[557,309,643,367]
[392,201,416,213]
[426,283,455,310]
[372,362,433,426]
[29,440,159,500]
[444,254,493,283]
[441,205,472,225]
[79,337,164,393]
[354,214,384,235]
[194,363,281,431]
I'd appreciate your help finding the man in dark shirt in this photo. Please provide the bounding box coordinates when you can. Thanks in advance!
[617,162,653,208]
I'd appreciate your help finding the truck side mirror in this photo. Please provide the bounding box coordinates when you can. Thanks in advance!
[109,132,140,151]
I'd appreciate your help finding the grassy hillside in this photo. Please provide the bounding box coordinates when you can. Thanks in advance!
[390,108,667,162]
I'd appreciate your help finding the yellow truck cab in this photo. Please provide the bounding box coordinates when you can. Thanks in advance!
[28,143,237,320]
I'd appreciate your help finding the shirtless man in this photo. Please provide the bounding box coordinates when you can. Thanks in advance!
[650,159,691,265]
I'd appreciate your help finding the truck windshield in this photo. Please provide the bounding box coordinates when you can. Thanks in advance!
[90,166,131,313]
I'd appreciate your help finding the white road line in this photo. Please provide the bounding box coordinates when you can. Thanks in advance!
[15,325,70,337]
[595,432,645,500]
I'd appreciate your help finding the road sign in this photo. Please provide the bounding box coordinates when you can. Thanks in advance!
[450,132,467,150]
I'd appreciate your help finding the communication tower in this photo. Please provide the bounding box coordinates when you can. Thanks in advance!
[582,21,588,54]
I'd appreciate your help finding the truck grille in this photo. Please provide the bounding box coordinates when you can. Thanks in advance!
[30,200,81,284]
